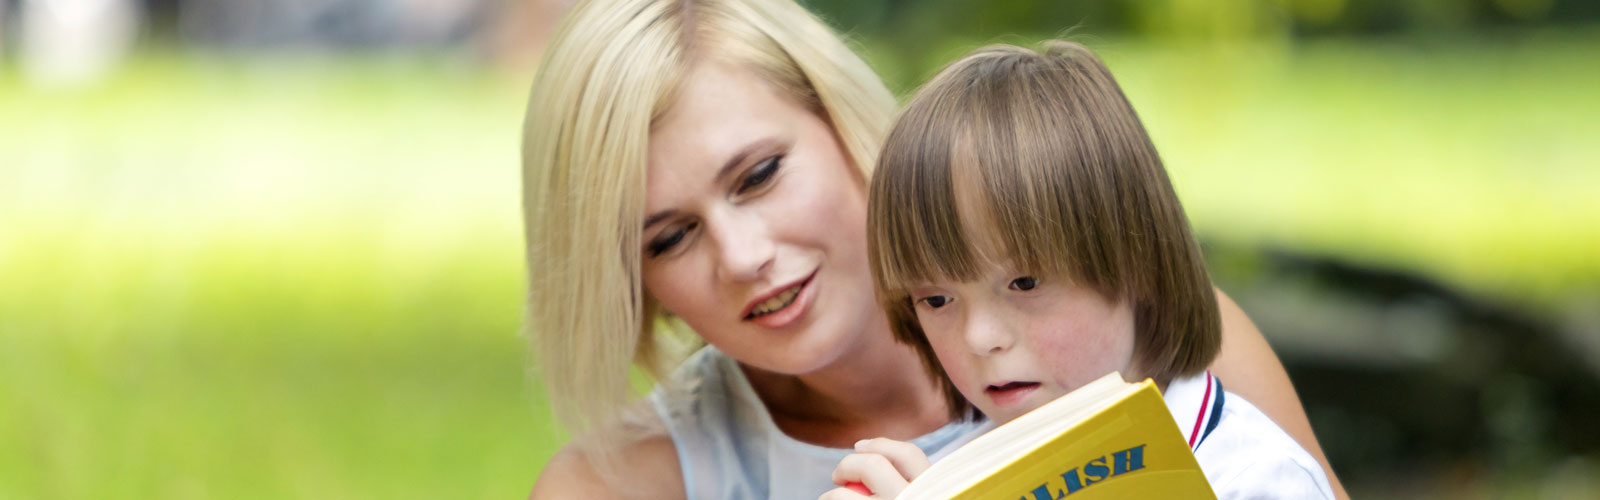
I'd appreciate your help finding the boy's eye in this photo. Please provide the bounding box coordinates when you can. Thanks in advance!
[916,295,951,309]
[736,156,782,194]
[1009,276,1039,291]
[646,221,697,257]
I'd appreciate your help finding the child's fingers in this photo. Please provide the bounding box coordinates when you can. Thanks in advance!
[831,452,911,499]
[816,486,872,500]
[842,482,872,495]
[853,438,932,480]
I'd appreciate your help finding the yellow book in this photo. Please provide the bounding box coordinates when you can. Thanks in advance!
[897,372,1216,500]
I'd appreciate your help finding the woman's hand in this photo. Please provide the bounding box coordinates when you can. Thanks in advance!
[817,438,932,499]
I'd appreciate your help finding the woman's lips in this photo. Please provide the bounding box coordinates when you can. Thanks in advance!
[985,381,1041,408]
[744,273,816,329]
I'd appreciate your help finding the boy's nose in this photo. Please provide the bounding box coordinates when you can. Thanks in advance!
[963,308,1015,356]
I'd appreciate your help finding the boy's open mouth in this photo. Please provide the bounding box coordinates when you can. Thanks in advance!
[986,381,1041,393]
[984,381,1042,408]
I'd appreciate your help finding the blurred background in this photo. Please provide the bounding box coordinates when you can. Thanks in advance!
[2,0,1596,498]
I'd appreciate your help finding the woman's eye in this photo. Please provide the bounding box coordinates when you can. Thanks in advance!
[917,295,950,309]
[1009,276,1039,291]
[736,156,782,194]
[646,222,696,257]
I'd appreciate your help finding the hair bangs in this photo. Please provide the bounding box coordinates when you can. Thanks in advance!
[873,48,1130,304]
[869,104,982,301]
[958,86,1092,289]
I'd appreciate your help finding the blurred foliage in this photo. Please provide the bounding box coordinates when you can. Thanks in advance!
[804,0,1600,88]
[802,0,1600,40]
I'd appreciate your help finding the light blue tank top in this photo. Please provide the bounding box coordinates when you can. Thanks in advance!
[649,346,987,500]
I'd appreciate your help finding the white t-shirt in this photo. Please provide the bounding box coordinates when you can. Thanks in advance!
[1165,372,1335,499]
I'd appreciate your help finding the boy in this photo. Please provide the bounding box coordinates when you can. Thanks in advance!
[820,41,1334,499]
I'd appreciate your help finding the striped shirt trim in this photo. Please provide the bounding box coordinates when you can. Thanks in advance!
[1186,373,1226,452]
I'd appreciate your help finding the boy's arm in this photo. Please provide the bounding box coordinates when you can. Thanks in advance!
[1209,288,1349,500]
[818,438,931,499]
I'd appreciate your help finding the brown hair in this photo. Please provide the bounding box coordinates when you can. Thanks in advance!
[867,41,1220,420]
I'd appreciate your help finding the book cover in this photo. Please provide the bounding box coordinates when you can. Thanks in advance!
[897,373,1216,500]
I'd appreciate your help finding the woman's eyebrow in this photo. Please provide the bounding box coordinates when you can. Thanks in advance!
[643,209,678,230]
[714,136,782,182]
[644,136,785,230]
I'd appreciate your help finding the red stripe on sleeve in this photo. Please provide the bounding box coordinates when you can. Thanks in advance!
[1188,373,1212,448]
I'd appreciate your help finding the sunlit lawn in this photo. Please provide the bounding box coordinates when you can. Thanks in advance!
[2,55,549,498]
[2,29,1596,498]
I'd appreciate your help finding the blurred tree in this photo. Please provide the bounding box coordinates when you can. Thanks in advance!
[798,0,1600,40]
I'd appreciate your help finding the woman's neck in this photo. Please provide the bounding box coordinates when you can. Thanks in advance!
[740,321,953,448]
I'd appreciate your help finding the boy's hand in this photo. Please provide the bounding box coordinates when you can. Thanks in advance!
[817,438,932,499]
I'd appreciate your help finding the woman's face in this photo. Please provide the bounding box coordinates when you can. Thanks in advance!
[642,63,877,375]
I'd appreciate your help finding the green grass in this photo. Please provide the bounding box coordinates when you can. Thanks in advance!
[0,231,548,498]
[1,54,553,498]
[2,30,1596,498]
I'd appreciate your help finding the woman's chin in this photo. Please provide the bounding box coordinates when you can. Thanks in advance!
[754,330,857,376]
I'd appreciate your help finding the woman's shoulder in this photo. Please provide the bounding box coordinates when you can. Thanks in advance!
[529,346,738,500]
[529,435,686,500]
[651,345,738,417]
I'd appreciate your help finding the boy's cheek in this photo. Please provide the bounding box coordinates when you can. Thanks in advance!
[1030,318,1136,386]
[928,339,981,398]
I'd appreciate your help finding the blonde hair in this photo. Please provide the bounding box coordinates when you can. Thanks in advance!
[868,41,1221,420]
[520,0,896,474]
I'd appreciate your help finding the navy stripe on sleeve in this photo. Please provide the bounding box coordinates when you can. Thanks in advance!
[1196,376,1225,449]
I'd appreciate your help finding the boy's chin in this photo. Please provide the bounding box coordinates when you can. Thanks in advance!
[983,405,1038,424]
[978,392,1060,424]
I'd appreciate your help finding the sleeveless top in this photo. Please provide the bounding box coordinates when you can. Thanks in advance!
[649,346,988,500]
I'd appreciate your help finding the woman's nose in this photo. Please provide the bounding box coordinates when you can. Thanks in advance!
[706,207,775,283]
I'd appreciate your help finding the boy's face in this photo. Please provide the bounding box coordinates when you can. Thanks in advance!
[909,261,1138,424]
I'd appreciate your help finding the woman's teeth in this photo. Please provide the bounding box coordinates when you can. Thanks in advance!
[749,287,800,317]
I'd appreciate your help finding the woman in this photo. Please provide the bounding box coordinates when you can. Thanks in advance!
[522,0,1346,498]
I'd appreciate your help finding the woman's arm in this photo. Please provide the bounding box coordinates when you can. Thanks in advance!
[1209,288,1350,500]
[529,436,686,500]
